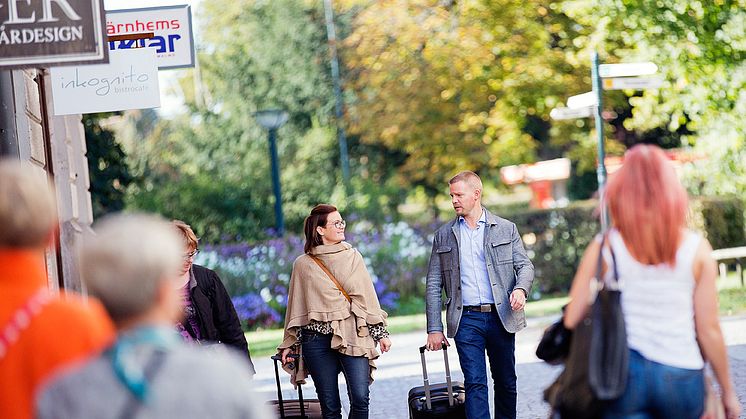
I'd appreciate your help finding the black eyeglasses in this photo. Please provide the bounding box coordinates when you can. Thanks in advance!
[183,249,200,259]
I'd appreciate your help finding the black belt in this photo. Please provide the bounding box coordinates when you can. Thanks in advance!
[463,304,496,312]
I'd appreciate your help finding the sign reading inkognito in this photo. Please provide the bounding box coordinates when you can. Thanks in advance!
[0,0,108,68]
[50,47,160,115]
[106,5,194,69]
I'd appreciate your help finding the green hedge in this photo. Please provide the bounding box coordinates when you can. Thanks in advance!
[690,196,746,250]
[497,201,599,296]
[496,196,746,296]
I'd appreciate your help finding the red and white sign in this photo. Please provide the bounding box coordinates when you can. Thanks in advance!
[105,5,194,69]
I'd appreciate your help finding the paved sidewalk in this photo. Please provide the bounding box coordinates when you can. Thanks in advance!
[252,315,746,419]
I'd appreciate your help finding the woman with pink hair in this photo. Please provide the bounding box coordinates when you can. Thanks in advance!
[563,144,741,419]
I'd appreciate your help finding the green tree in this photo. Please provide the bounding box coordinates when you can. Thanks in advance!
[561,0,746,197]
[342,0,598,205]
[83,113,133,219]
[124,0,407,241]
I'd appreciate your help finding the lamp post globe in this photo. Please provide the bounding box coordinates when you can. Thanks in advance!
[255,109,289,130]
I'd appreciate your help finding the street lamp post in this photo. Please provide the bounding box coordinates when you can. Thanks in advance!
[590,52,610,230]
[254,109,289,236]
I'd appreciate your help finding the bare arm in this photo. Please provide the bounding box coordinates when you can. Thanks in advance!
[563,239,602,329]
[693,239,741,419]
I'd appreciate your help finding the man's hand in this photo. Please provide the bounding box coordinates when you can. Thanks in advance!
[378,337,392,353]
[426,331,449,351]
[510,289,527,311]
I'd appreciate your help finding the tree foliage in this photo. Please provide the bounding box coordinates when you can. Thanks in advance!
[342,0,593,196]
[83,113,133,219]
[125,0,344,241]
[116,0,745,242]
[562,0,746,197]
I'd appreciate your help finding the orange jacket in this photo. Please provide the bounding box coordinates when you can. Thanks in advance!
[0,250,115,419]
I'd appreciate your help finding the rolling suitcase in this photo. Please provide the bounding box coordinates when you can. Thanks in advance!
[267,354,323,419]
[408,344,466,419]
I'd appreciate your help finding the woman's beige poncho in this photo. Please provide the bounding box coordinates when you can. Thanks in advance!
[278,242,388,384]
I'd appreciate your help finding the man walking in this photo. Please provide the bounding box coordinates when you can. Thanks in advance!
[425,171,534,419]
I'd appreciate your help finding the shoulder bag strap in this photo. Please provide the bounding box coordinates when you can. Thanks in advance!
[598,233,620,290]
[308,255,352,303]
[116,349,168,419]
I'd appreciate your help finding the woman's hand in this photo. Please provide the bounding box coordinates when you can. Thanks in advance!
[723,389,742,419]
[280,347,293,365]
[378,337,392,353]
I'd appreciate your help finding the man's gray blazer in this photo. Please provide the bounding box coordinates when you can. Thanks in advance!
[426,208,535,338]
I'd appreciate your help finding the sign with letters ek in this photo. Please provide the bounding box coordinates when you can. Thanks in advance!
[105,5,194,69]
[0,0,108,68]
[50,47,160,115]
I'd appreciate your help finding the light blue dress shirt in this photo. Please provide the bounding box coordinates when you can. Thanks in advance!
[458,210,495,306]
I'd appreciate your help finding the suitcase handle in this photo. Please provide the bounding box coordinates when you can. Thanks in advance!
[271,353,306,419]
[417,343,454,410]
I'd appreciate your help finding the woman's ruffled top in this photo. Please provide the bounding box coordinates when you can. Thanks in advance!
[278,242,388,384]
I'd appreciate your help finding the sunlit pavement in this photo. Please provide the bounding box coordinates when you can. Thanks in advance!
[251,315,746,419]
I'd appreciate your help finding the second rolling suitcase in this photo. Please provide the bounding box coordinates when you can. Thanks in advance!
[267,354,323,419]
[407,344,466,419]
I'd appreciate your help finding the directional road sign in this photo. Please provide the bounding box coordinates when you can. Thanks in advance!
[566,91,597,109]
[603,76,663,90]
[550,106,593,120]
[598,62,658,78]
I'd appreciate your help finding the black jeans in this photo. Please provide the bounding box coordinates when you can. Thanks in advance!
[302,332,370,419]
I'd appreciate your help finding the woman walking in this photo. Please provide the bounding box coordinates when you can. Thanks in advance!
[278,204,392,419]
[563,145,741,419]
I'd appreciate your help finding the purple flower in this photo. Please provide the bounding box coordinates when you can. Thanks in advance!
[232,293,282,329]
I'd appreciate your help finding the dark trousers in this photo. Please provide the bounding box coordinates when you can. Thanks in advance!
[302,332,370,419]
[454,311,516,419]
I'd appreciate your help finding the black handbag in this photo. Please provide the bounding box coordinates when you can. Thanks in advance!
[535,307,571,365]
[544,235,628,418]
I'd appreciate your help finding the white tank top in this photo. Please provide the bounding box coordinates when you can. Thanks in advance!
[602,229,704,370]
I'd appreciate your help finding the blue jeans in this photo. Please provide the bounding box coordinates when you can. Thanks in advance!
[302,332,370,419]
[604,349,704,419]
[454,311,516,419]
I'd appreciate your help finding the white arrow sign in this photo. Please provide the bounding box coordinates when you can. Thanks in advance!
[550,106,594,120]
[567,91,597,109]
[599,62,658,78]
[603,76,664,90]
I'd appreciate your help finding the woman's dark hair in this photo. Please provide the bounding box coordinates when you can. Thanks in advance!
[303,204,337,254]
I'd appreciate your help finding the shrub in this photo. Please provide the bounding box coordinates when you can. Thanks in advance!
[690,196,746,250]
[498,201,600,296]
[194,220,431,330]
[198,195,745,329]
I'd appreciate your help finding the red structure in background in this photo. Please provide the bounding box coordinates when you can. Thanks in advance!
[500,150,702,209]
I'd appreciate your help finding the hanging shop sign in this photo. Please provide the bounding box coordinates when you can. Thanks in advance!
[0,0,108,68]
[105,5,194,69]
[50,47,160,115]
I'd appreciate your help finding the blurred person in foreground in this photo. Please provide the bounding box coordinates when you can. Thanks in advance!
[0,160,114,419]
[171,220,255,376]
[278,204,392,419]
[563,144,741,419]
[36,214,269,419]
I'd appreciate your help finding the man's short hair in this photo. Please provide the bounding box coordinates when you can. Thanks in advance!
[449,171,483,191]
[0,159,57,248]
[81,213,182,324]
